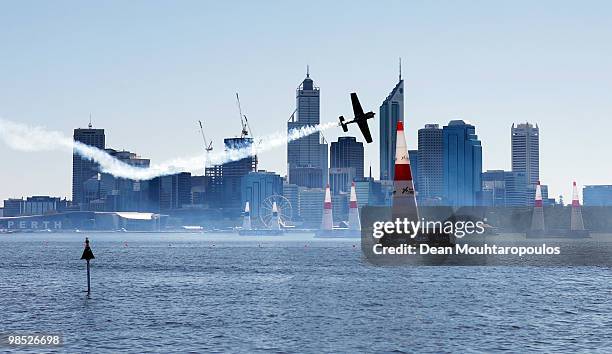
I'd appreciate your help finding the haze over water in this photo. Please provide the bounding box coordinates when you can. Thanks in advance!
[1,233,611,353]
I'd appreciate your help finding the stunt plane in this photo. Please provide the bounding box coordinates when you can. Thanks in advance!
[339,93,375,143]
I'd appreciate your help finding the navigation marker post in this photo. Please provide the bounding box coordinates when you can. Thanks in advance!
[80,237,95,295]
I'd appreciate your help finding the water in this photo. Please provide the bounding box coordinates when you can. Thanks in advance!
[1,232,611,353]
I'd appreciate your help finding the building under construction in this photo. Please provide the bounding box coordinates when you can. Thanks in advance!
[205,137,257,210]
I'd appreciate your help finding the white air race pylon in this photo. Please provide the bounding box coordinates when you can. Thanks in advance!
[242,201,252,230]
[348,182,360,231]
[321,184,334,231]
[530,181,545,232]
[392,121,419,223]
[570,181,585,231]
[270,201,281,230]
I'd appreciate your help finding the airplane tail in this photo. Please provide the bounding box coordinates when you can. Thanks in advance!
[339,116,348,132]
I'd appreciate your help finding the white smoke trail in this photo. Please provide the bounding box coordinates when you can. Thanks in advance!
[0,118,338,180]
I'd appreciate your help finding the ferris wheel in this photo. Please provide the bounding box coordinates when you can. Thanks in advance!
[259,195,292,228]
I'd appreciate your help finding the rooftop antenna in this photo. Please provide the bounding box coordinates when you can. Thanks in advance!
[399,57,402,81]
[306,64,310,78]
[287,108,297,122]
[88,113,92,129]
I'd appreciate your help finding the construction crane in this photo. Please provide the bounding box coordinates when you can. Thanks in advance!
[236,92,253,138]
[198,120,213,152]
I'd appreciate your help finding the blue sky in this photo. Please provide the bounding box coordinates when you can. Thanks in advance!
[1,0,612,202]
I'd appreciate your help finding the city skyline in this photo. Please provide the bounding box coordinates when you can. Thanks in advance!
[2,1,612,202]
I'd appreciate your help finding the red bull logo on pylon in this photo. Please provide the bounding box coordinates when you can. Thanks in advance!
[392,121,419,221]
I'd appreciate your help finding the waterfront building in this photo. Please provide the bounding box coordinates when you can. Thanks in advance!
[329,167,356,195]
[72,123,105,209]
[511,123,539,186]
[241,170,283,222]
[297,187,325,227]
[332,193,349,223]
[409,149,419,193]
[2,198,24,217]
[3,196,69,217]
[149,172,192,212]
[0,211,165,231]
[205,137,257,209]
[583,185,612,206]
[100,149,151,212]
[442,120,482,207]
[287,69,328,188]
[481,170,507,207]
[282,183,299,220]
[22,196,67,216]
[353,180,372,208]
[417,124,444,204]
[190,175,211,207]
[480,170,529,207]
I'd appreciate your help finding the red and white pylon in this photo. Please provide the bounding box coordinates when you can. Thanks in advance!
[271,201,281,230]
[570,181,585,231]
[321,184,334,231]
[242,201,251,230]
[348,182,360,231]
[392,121,419,221]
[531,180,545,231]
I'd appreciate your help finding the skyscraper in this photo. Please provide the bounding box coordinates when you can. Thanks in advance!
[287,68,328,188]
[379,75,404,181]
[148,172,192,212]
[330,136,364,179]
[417,124,444,203]
[100,149,151,211]
[408,149,419,192]
[511,123,539,185]
[72,123,105,209]
[442,120,482,207]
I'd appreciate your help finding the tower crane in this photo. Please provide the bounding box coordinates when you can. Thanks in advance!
[198,120,213,152]
[236,92,253,138]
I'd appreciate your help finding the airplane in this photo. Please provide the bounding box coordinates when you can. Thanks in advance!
[339,92,375,143]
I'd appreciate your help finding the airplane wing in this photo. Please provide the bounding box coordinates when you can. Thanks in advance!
[357,118,373,143]
[350,93,365,117]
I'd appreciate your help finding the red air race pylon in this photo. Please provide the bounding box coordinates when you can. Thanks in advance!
[242,201,252,230]
[570,181,585,231]
[271,201,281,230]
[530,181,545,233]
[321,184,334,231]
[348,182,360,231]
[392,121,419,222]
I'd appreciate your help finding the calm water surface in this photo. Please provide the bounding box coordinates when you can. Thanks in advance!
[0,232,611,353]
